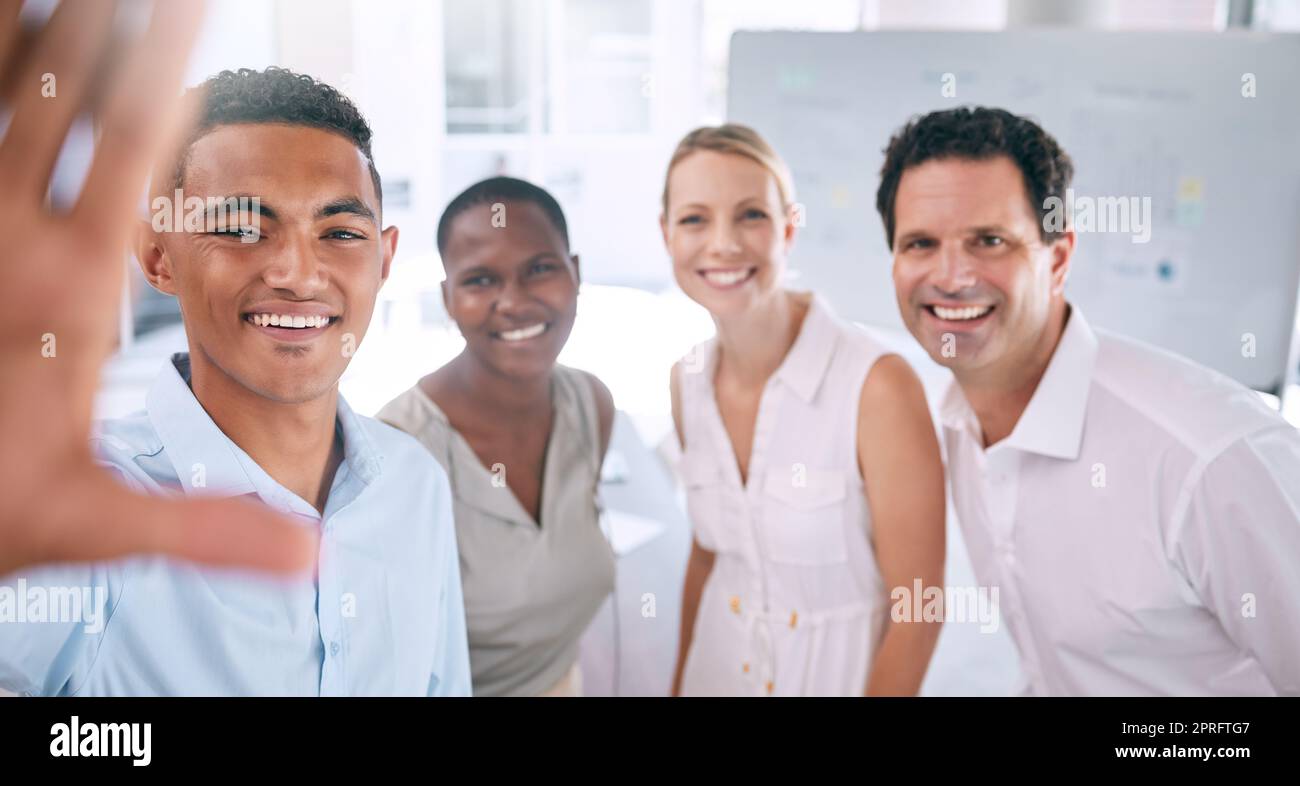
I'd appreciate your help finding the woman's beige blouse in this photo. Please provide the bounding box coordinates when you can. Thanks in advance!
[377,365,615,697]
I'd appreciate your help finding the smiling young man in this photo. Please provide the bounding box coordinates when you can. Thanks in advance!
[0,68,470,696]
[880,106,1300,696]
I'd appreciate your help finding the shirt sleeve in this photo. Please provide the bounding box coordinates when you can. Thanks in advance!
[0,560,121,696]
[0,450,143,696]
[428,467,472,697]
[1171,425,1300,696]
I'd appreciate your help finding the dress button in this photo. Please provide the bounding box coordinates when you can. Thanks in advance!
[729,596,741,615]
[742,662,750,674]
[789,610,798,629]
[765,681,774,695]
[329,641,340,657]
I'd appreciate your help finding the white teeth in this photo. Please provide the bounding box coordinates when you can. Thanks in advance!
[249,314,332,329]
[702,268,752,286]
[933,304,992,321]
[499,323,547,342]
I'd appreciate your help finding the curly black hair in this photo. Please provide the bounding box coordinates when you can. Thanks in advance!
[875,106,1073,249]
[173,67,381,204]
[436,176,570,257]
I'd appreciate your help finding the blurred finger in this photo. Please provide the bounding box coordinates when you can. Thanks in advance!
[73,0,205,246]
[128,491,319,575]
[0,0,117,198]
[64,469,319,574]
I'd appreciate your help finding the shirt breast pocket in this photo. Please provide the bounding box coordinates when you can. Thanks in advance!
[760,466,849,567]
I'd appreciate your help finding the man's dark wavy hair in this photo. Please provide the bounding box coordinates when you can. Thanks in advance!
[173,67,381,205]
[875,106,1073,249]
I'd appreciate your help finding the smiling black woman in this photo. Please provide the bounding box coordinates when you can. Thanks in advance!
[379,176,617,697]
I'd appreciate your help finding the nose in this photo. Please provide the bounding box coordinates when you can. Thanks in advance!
[931,240,978,294]
[707,220,743,259]
[262,233,329,298]
[494,274,530,317]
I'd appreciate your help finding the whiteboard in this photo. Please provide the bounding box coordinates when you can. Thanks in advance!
[728,30,1300,393]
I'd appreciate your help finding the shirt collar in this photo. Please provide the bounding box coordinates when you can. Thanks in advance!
[941,305,1098,460]
[146,353,382,511]
[772,292,840,404]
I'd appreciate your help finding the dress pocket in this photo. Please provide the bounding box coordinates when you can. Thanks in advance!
[679,452,734,554]
[760,466,849,566]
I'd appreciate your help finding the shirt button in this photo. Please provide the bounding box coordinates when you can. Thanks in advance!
[729,596,741,615]
[329,641,340,657]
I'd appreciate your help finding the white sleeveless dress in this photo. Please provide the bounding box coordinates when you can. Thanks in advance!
[678,293,892,696]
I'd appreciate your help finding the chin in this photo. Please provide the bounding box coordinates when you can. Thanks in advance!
[261,379,337,404]
[240,361,341,403]
[491,353,557,381]
[936,343,996,376]
[925,350,962,371]
[691,286,758,318]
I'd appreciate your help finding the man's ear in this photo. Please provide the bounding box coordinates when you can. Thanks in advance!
[135,219,178,295]
[1048,229,1076,296]
[378,225,400,286]
[570,253,581,288]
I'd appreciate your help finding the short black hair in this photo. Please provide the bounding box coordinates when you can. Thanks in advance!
[876,106,1073,249]
[173,67,381,205]
[436,176,570,257]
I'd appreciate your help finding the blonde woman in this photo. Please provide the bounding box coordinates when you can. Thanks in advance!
[664,125,945,696]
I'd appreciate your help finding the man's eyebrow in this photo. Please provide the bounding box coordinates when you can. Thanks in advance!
[895,228,931,244]
[202,196,277,221]
[318,198,376,222]
[895,224,1017,244]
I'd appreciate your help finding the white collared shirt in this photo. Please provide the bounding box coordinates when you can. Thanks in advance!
[941,307,1300,696]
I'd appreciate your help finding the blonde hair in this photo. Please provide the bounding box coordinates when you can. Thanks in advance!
[661,123,796,215]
